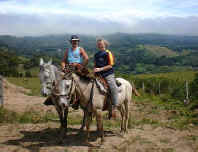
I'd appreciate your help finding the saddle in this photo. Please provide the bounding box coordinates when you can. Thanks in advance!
[95,76,122,95]
[95,76,122,111]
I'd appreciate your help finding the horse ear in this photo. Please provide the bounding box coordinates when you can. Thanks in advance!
[48,58,52,65]
[40,58,44,66]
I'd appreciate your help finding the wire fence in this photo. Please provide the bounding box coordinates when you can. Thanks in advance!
[133,77,191,103]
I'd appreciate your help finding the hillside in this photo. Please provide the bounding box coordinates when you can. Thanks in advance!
[1,33,198,75]
[142,45,178,57]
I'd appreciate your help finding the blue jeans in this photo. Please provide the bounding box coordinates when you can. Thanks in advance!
[104,74,118,106]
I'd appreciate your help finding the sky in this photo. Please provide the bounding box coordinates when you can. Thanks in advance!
[0,0,198,36]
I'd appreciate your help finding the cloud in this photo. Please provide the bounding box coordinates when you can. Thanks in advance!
[0,0,198,36]
[131,16,198,36]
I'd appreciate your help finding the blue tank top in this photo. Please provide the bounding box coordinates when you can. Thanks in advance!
[67,47,82,64]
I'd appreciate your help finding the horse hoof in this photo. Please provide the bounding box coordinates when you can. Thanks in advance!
[58,138,64,144]
[119,131,125,137]
[85,139,90,145]
[101,138,105,145]
[80,126,84,131]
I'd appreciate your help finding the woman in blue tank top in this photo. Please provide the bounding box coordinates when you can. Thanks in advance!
[61,35,89,71]
[61,35,89,110]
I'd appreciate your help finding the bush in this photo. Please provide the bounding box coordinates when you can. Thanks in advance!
[25,71,32,77]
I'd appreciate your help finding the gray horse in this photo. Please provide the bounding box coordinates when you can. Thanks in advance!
[62,68,133,143]
[39,58,86,134]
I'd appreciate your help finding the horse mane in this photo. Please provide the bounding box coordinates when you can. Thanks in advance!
[77,73,92,81]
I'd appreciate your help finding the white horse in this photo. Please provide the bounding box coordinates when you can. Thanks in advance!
[63,68,133,143]
[39,58,86,134]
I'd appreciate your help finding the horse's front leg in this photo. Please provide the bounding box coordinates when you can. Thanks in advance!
[63,106,69,133]
[85,111,92,142]
[80,110,86,131]
[96,110,104,144]
[55,106,65,131]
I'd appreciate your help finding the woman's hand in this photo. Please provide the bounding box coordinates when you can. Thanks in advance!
[94,67,103,73]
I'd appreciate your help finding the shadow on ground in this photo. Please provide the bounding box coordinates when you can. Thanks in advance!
[3,127,116,152]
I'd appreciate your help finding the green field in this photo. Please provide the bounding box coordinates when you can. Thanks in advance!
[7,77,41,96]
[6,70,198,97]
[133,70,197,82]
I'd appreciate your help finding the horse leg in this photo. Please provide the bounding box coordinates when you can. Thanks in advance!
[96,110,104,144]
[54,106,66,143]
[63,106,69,133]
[80,110,86,131]
[118,105,125,133]
[85,111,92,142]
[55,106,64,132]
[124,100,130,133]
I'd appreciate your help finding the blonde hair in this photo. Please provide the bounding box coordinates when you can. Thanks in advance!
[96,38,110,47]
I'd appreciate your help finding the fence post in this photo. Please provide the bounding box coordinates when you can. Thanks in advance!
[0,75,3,106]
[142,82,144,92]
[158,82,161,95]
[184,80,190,104]
[186,81,189,99]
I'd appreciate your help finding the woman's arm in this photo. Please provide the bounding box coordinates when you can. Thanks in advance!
[94,51,114,72]
[80,47,89,66]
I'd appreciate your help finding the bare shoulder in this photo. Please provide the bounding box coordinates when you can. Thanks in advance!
[80,47,85,51]
[79,47,86,54]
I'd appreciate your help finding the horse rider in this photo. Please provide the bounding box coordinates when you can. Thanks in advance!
[44,35,89,109]
[93,38,119,117]
[61,35,89,73]
[61,35,89,109]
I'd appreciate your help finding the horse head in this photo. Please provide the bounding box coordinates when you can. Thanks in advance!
[39,58,56,96]
[60,69,75,103]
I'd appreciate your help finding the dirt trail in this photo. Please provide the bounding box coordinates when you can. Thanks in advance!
[0,79,198,152]
[2,78,51,113]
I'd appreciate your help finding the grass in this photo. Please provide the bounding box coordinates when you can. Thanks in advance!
[0,107,57,124]
[133,70,196,82]
[132,94,198,130]
[7,77,41,96]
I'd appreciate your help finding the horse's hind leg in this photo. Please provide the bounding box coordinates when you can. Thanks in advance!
[118,105,125,133]
[124,100,130,133]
